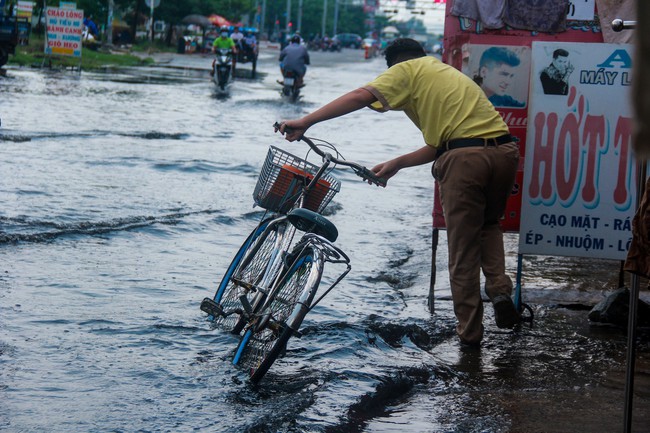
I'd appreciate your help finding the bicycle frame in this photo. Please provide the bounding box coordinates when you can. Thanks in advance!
[258,232,351,329]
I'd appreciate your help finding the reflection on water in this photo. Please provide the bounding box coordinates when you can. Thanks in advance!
[0,53,648,432]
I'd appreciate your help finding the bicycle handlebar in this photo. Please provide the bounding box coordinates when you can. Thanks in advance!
[273,122,387,187]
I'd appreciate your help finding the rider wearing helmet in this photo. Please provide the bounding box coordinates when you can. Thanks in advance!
[279,34,310,87]
[212,26,238,77]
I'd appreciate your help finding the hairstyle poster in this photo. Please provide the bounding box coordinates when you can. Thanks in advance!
[462,44,531,109]
[519,42,635,260]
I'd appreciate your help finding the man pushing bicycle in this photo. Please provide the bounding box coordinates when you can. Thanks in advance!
[276,38,521,348]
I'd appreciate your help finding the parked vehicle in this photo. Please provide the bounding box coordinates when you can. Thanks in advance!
[308,36,340,52]
[0,15,19,67]
[322,38,341,52]
[333,33,362,49]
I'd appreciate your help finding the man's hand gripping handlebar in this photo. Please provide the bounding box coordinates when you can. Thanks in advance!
[273,122,387,188]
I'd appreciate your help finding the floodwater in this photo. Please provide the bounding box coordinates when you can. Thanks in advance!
[1,47,649,432]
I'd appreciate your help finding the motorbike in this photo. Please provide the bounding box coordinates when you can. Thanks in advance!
[280,70,302,102]
[212,48,233,91]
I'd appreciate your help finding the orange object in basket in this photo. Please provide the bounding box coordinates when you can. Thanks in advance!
[267,164,331,212]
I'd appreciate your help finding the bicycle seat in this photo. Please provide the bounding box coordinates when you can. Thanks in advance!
[287,208,338,242]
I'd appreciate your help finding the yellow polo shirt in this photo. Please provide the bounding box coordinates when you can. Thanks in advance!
[363,56,508,148]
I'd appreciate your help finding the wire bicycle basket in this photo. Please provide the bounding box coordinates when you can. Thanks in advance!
[254,146,341,214]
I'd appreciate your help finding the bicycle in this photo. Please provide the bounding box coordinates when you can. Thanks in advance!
[200,123,385,383]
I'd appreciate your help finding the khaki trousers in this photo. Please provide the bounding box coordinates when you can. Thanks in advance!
[433,142,519,343]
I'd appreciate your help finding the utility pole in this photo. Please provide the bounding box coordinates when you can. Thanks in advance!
[253,0,259,32]
[297,0,303,34]
[321,0,327,37]
[333,0,338,36]
[261,0,267,38]
[104,0,113,48]
[150,0,154,42]
[285,0,291,33]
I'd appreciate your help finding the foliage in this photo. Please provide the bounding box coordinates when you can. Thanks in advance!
[69,0,256,28]
[17,0,400,43]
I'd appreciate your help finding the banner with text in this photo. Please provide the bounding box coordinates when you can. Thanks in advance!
[45,7,83,57]
[519,42,635,260]
[16,1,34,18]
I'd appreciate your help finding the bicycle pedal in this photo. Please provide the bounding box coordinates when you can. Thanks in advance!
[200,298,225,318]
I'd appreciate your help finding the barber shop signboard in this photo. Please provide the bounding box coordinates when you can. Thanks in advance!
[519,42,635,260]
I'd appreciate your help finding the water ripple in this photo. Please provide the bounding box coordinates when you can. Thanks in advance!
[0,209,227,245]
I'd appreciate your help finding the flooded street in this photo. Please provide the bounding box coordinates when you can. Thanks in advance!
[1,45,649,432]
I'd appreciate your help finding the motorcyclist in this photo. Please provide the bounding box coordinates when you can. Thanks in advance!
[211,26,237,77]
[242,30,258,59]
[279,34,310,88]
[230,26,244,48]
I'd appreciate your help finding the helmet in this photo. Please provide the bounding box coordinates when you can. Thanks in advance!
[220,26,229,32]
[290,35,301,43]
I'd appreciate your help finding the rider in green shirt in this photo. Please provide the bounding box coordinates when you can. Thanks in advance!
[212,26,238,76]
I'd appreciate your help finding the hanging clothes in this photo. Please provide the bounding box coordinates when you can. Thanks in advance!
[624,177,650,279]
[624,1,650,278]
[503,0,569,33]
[450,0,506,29]
[596,0,635,44]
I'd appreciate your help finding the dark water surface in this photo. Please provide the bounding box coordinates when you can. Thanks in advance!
[1,49,649,432]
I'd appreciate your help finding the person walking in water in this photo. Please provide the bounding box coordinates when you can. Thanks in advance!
[276,38,521,347]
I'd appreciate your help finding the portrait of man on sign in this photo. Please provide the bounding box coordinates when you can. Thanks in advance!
[540,48,575,95]
[465,45,531,109]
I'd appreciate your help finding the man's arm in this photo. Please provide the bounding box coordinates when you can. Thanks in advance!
[278,88,377,140]
[372,145,438,181]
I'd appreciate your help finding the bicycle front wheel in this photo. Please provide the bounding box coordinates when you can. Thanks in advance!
[233,247,324,383]
[213,218,291,333]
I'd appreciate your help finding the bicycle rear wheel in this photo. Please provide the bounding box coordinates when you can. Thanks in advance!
[233,247,323,383]
[213,218,291,333]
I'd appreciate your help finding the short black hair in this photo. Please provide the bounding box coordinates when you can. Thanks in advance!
[479,46,521,69]
[385,38,426,67]
[553,48,569,59]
